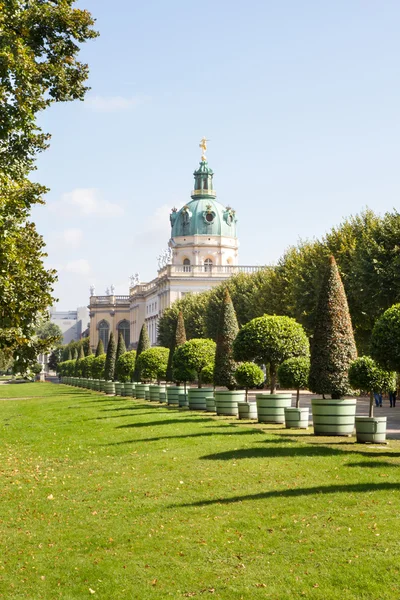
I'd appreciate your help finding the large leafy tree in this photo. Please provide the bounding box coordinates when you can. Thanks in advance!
[157,292,210,348]
[0,1,97,357]
[308,256,357,399]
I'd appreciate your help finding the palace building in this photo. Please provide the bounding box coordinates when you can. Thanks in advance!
[88,140,261,351]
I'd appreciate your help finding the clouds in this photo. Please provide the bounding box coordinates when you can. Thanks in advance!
[62,228,83,248]
[85,95,148,113]
[64,259,91,275]
[133,204,172,247]
[49,188,124,218]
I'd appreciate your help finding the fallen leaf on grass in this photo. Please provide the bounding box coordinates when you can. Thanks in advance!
[89,589,96,594]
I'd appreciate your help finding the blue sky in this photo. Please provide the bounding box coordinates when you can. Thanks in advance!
[32,0,400,309]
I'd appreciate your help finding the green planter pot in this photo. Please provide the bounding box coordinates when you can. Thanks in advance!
[284,407,309,429]
[256,393,292,424]
[92,379,100,391]
[205,396,216,412]
[188,388,214,411]
[179,392,189,409]
[238,401,258,420]
[124,382,134,397]
[135,383,149,399]
[86,379,93,390]
[215,390,246,416]
[355,416,387,444]
[311,398,357,436]
[166,386,185,406]
[104,381,115,396]
[144,389,150,401]
[149,384,166,402]
[99,379,106,392]
[159,390,167,403]
[114,382,123,396]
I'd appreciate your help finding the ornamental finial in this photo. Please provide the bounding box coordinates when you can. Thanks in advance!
[199,136,209,161]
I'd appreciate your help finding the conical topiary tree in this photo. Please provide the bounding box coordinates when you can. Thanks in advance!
[95,339,104,357]
[133,324,150,381]
[72,347,78,360]
[78,345,85,360]
[67,348,72,361]
[87,343,93,356]
[308,255,357,399]
[104,332,117,381]
[166,311,187,382]
[213,288,239,389]
[115,332,127,376]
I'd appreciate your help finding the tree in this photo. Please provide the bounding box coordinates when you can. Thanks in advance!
[308,256,357,399]
[0,1,97,357]
[136,347,169,383]
[81,355,95,379]
[133,325,150,381]
[91,355,106,380]
[104,332,116,381]
[78,345,85,360]
[72,348,78,360]
[233,315,309,393]
[86,343,93,356]
[213,288,239,389]
[48,347,63,372]
[234,362,265,401]
[173,339,216,388]
[349,356,395,418]
[166,311,187,382]
[278,357,310,408]
[67,348,73,361]
[115,351,136,383]
[370,304,400,372]
[115,332,127,376]
[157,292,210,348]
[95,339,104,357]
[36,321,63,344]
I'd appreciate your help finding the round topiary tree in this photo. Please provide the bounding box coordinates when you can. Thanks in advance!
[233,315,309,393]
[308,256,357,399]
[213,288,239,390]
[370,304,400,372]
[234,362,265,401]
[173,339,216,388]
[104,332,117,381]
[133,324,150,381]
[136,347,169,383]
[81,355,95,379]
[278,356,310,408]
[349,356,396,418]
[92,354,106,380]
[115,350,136,383]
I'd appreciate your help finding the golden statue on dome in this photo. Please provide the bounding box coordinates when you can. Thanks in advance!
[199,136,209,161]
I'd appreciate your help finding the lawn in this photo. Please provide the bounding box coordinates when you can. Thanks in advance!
[0,383,399,599]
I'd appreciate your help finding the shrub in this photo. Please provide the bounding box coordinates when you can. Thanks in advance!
[104,332,117,381]
[92,354,106,379]
[234,362,265,401]
[309,256,357,399]
[115,350,136,382]
[213,288,239,390]
[278,357,310,407]
[370,304,400,372]
[81,355,95,378]
[173,339,216,388]
[349,356,396,417]
[233,315,309,393]
[136,347,169,383]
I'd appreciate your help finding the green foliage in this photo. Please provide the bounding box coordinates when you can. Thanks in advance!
[173,339,216,388]
[133,325,150,381]
[233,315,309,393]
[278,357,310,407]
[116,332,127,366]
[115,351,136,383]
[136,347,169,383]
[95,339,105,357]
[166,311,187,382]
[104,332,116,381]
[81,355,95,378]
[213,289,239,389]
[48,347,63,372]
[171,346,196,385]
[91,355,106,380]
[157,292,210,348]
[72,348,78,360]
[349,355,396,417]
[35,321,63,344]
[234,362,265,400]
[309,256,357,399]
[86,343,93,356]
[31,363,42,376]
[78,346,85,360]
[67,348,72,361]
[370,304,400,372]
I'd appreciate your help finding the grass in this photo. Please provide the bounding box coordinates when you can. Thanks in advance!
[0,382,399,599]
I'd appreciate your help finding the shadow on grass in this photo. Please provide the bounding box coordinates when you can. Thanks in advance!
[116,417,215,429]
[103,429,262,446]
[346,460,400,469]
[172,482,400,508]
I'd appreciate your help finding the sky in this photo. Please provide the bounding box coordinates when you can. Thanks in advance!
[31,0,400,310]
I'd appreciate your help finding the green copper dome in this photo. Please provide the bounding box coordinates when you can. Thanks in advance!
[170,161,238,238]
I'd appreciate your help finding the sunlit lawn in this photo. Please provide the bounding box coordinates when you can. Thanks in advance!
[0,382,399,599]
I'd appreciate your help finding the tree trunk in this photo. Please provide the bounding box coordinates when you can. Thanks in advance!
[245,388,248,402]
[270,365,276,394]
[296,388,300,408]
[369,390,374,418]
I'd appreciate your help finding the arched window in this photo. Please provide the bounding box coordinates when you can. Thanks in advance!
[98,320,110,351]
[204,258,213,272]
[183,258,191,272]
[117,319,130,348]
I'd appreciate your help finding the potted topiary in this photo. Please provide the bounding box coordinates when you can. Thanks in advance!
[309,256,358,436]
[135,347,169,401]
[171,350,195,408]
[133,325,151,399]
[114,332,127,396]
[348,356,394,443]
[115,350,136,397]
[167,311,188,406]
[175,339,216,410]
[234,362,264,420]
[92,354,106,391]
[278,357,310,429]
[233,314,309,424]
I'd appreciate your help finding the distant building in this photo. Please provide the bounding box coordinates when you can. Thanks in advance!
[89,141,263,351]
[50,306,89,345]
